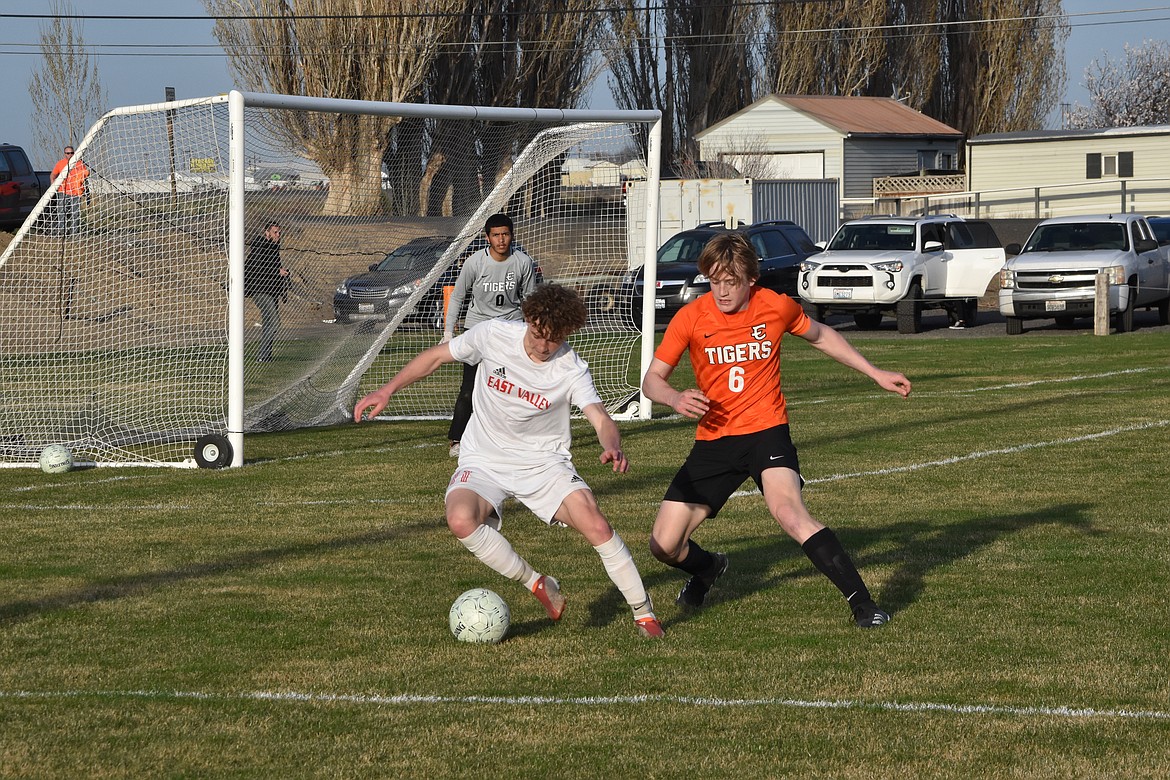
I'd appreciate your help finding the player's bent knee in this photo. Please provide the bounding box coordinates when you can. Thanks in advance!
[446,513,480,539]
[649,535,683,564]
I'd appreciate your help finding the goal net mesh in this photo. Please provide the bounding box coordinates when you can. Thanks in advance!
[0,94,653,467]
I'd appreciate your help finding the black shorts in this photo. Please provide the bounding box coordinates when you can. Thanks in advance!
[663,424,801,518]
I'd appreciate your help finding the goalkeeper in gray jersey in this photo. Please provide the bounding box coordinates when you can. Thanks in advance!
[442,213,539,456]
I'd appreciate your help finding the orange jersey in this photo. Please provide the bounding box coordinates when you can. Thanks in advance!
[51,158,89,196]
[655,287,811,440]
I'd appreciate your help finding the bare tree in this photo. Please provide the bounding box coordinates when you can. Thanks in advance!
[1067,40,1170,129]
[605,0,759,173]
[763,0,1067,137]
[204,0,461,216]
[405,1,607,216]
[28,0,108,166]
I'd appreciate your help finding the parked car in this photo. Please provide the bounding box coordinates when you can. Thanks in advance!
[624,219,820,327]
[797,215,1005,333]
[999,213,1170,334]
[0,144,52,229]
[1148,216,1170,246]
[332,235,539,327]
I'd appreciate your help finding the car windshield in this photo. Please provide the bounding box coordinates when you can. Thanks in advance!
[826,224,916,252]
[1023,223,1127,252]
[656,233,716,265]
[374,242,448,272]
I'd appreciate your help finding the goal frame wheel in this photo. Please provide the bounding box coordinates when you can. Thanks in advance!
[194,434,233,469]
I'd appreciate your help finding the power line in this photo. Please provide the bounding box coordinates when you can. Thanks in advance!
[0,5,1164,59]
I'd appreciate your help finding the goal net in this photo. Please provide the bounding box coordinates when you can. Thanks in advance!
[0,91,662,468]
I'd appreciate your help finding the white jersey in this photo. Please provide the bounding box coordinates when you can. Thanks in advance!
[447,319,602,469]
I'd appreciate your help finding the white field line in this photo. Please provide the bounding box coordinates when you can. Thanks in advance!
[1,688,1167,722]
[6,419,1166,511]
[5,366,1165,505]
[725,418,1170,499]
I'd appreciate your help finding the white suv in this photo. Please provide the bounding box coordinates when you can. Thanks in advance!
[798,215,1006,333]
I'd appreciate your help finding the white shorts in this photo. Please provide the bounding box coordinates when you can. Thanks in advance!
[445,459,591,527]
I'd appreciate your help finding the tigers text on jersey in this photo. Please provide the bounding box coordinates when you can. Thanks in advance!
[655,287,811,440]
[448,319,602,466]
[447,248,539,330]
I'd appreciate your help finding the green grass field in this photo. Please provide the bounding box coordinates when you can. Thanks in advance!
[2,332,1169,778]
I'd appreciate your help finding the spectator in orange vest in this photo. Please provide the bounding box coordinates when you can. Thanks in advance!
[50,146,90,236]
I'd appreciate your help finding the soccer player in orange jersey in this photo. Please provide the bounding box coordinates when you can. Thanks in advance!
[642,232,911,627]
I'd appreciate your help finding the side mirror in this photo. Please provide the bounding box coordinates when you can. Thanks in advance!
[1005,243,1022,256]
[923,240,943,252]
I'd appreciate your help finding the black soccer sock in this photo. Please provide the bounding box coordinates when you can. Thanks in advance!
[801,528,873,607]
[676,539,716,577]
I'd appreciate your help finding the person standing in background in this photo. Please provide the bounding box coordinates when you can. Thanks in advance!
[50,146,90,236]
[244,220,289,363]
[442,213,539,457]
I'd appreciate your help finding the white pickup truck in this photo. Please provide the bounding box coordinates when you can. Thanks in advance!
[797,215,1006,333]
[998,214,1170,334]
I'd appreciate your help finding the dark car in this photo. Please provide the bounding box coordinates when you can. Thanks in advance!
[624,220,820,326]
[332,235,539,327]
[1149,216,1170,246]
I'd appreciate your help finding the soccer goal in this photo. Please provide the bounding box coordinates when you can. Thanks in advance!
[0,90,662,468]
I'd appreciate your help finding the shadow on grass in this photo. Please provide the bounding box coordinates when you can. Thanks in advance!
[0,520,437,625]
[635,502,1096,629]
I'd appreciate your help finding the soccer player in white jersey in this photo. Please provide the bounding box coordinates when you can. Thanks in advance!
[354,283,664,639]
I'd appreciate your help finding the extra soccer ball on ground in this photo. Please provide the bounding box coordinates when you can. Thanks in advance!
[448,588,510,644]
[39,444,73,474]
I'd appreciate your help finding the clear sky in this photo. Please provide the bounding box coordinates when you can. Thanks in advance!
[1,1,1168,168]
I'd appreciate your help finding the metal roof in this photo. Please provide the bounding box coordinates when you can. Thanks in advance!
[968,124,1170,144]
[694,94,962,140]
[773,95,962,137]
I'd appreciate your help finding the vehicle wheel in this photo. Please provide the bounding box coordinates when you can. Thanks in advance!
[1115,281,1136,333]
[1054,315,1076,329]
[1157,295,1169,326]
[194,434,233,469]
[896,280,923,334]
[853,312,883,330]
[1005,316,1024,335]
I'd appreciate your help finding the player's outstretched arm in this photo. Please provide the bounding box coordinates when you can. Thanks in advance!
[354,343,456,422]
[642,358,710,418]
[582,403,628,473]
[797,320,912,398]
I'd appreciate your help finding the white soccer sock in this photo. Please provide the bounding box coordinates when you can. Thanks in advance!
[458,524,535,585]
[593,531,653,617]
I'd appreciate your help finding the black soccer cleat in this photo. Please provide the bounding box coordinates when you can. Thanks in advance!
[676,552,729,608]
[852,601,891,629]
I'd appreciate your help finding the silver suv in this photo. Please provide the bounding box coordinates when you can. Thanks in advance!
[798,215,1005,333]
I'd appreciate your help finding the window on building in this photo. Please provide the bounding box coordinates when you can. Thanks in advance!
[1086,153,1101,179]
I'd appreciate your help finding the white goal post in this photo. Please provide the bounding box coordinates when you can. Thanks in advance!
[0,90,661,468]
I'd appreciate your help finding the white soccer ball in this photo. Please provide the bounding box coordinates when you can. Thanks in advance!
[38,444,73,474]
[448,588,510,644]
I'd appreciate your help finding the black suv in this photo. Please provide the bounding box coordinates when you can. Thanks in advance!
[624,220,820,326]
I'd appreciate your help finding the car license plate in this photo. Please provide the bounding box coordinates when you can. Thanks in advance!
[1045,300,1066,312]
[358,303,375,313]
[833,288,852,300]
[654,298,665,309]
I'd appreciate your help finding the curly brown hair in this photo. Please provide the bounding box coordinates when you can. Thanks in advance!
[697,232,760,283]
[521,283,588,342]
